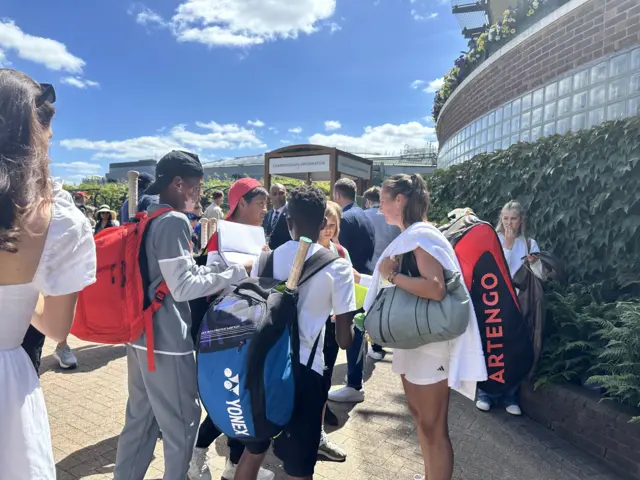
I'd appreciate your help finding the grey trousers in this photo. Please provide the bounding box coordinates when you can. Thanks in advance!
[114,346,201,480]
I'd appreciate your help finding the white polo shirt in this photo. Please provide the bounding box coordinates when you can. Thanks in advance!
[251,240,356,375]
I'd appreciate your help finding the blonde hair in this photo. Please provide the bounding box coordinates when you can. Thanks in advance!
[324,200,343,241]
[496,200,527,237]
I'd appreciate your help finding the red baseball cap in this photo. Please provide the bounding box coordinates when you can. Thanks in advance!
[225,178,263,220]
[75,192,87,199]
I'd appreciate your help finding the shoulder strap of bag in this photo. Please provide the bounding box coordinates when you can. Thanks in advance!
[306,333,322,370]
[257,251,274,277]
[334,243,347,259]
[527,237,532,255]
[298,248,339,287]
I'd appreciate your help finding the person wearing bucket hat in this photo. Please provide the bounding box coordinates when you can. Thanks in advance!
[94,205,119,234]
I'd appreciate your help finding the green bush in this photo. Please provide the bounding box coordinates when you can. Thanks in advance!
[427,117,640,288]
[66,176,331,218]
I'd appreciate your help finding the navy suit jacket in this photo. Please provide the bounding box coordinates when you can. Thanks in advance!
[338,203,375,274]
[263,205,291,250]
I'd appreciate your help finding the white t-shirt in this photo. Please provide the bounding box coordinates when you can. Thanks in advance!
[250,240,356,375]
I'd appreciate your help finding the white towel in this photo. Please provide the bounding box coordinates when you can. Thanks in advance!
[364,222,487,400]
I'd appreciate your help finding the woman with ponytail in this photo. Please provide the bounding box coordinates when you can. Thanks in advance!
[365,173,486,480]
[0,70,96,478]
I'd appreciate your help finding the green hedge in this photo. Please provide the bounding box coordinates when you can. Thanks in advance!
[65,176,331,219]
[427,117,640,288]
[427,117,640,416]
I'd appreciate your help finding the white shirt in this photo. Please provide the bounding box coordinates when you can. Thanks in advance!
[250,240,356,375]
[203,203,224,221]
[498,233,540,278]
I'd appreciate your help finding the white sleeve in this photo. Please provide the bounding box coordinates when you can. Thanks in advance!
[331,259,357,315]
[37,186,97,296]
[530,239,541,254]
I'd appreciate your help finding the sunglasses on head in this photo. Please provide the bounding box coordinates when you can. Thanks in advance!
[187,213,201,221]
[36,83,56,107]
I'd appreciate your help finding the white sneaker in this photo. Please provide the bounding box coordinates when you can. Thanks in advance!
[367,350,384,361]
[221,459,276,480]
[188,447,212,480]
[475,399,491,412]
[318,428,347,462]
[328,386,364,403]
[506,404,522,416]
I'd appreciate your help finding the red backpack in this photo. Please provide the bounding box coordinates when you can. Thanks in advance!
[71,208,172,371]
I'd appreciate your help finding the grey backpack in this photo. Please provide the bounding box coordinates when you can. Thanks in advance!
[364,259,471,349]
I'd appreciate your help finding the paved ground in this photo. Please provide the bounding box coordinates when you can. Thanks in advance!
[42,337,623,480]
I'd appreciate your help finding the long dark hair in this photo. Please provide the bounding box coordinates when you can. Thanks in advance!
[0,69,55,253]
[382,173,430,226]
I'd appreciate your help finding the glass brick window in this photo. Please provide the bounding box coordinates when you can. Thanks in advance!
[438,46,640,169]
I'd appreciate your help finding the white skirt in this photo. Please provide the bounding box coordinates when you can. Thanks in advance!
[392,340,452,386]
[0,347,55,479]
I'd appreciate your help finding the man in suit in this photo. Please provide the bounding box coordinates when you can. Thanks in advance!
[333,178,375,274]
[328,178,375,405]
[263,183,291,250]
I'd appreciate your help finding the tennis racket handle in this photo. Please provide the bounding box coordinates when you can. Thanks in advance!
[286,237,312,291]
[200,219,209,250]
[127,171,139,221]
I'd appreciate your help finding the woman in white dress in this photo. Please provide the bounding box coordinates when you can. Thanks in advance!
[0,70,97,479]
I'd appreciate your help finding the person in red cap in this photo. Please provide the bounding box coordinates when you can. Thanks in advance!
[190,177,275,480]
[203,177,268,254]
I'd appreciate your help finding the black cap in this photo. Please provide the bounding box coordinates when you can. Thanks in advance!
[145,150,203,195]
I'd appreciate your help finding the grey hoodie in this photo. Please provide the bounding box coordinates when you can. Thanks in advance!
[131,203,247,355]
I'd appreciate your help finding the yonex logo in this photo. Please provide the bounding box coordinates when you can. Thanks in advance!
[224,368,240,396]
[223,368,249,436]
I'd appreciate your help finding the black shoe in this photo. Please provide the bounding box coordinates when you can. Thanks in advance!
[325,406,339,426]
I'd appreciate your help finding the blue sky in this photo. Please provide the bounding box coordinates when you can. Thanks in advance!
[1,0,466,182]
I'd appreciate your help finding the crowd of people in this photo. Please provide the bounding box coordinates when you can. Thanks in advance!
[1,69,544,480]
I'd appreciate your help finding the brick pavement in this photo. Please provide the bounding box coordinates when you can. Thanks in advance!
[42,337,623,480]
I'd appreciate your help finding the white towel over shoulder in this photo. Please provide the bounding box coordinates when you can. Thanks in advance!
[364,222,487,400]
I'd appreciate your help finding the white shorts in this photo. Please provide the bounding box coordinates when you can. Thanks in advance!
[392,340,451,386]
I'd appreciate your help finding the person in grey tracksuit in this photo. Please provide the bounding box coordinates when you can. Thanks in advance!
[114,151,247,480]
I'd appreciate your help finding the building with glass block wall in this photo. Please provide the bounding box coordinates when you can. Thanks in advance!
[436,0,640,169]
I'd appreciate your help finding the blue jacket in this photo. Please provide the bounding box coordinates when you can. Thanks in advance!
[338,203,375,274]
[120,194,158,222]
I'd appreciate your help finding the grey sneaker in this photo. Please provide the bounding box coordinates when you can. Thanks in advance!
[318,429,347,462]
[54,345,78,369]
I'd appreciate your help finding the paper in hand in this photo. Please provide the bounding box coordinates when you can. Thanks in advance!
[217,220,266,267]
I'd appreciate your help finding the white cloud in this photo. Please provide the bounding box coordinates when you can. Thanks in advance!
[309,121,436,155]
[328,22,341,33]
[0,49,9,67]
[424,77,444,93]
[61,77,100,89]
[247,119,265,127]
[288,126,303,134]
[0,20,85,73]
[411,10,438,21]
[410,79,425,89]
[132,0,336,48]
[268,126,279,134]
[135,7,169,28]
[280,139,290,144]
[324,120,341,131]
[60,121,266,160]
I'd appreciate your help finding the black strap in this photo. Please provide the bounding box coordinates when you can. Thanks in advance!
[306,333,322,370]
[257,251,274,277]
[257,247,338,287]
[298,248,339,287]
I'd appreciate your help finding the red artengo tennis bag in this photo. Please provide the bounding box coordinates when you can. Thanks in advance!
[440,210,534,395]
